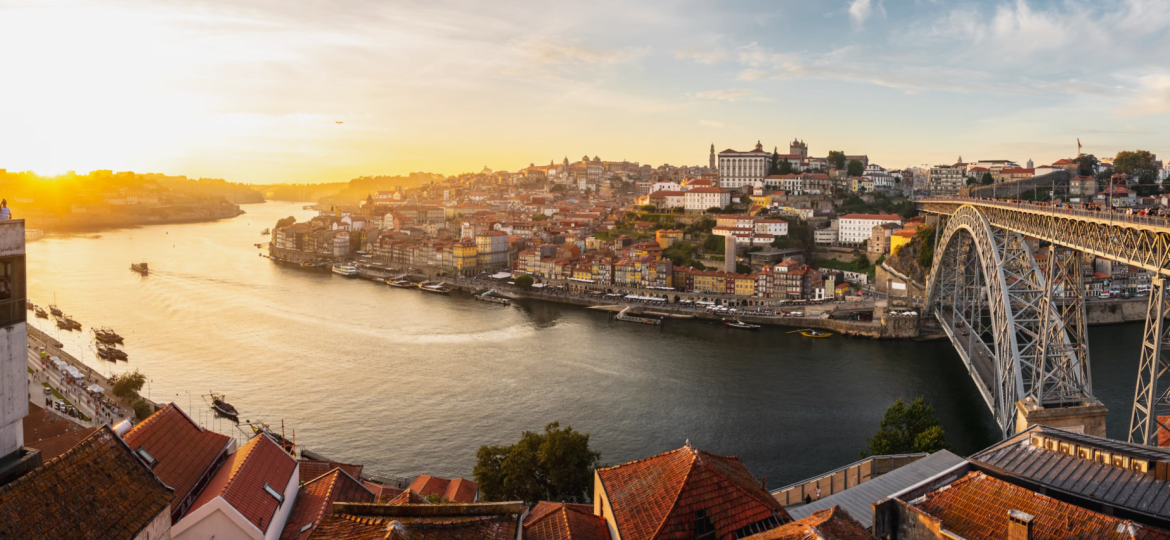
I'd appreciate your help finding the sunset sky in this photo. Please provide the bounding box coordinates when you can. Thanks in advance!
[2,0,1170,183]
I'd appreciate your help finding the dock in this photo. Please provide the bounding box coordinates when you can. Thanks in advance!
[615,306,663,325]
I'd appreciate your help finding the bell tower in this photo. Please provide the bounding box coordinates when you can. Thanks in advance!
[709,144,715,169]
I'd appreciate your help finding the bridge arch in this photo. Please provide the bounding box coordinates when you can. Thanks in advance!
[925,205,1085,435]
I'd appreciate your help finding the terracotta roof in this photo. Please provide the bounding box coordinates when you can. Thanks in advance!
[595,445,791,540]
[364,481,405,503]
[407,475,478,503]
[524,502,610,540]
[740,506,874,539]
[300,459,364,484]
[282,468,375,540]
[185,433,298,534]
[389,489,432,506]
[913,472,1170,540]
[0,426,173,540]
[122,403,231,519]
[22,402,97,462]
[307,503,523,540]
[687,187,729,194]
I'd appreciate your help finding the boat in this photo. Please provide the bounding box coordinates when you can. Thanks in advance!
[131,262,149,275]
[419,282,451,295]
[96,343,128,361]
[331,263,358,277]
[724,320,761,330]
[261,228,270,235]
[54,316,71,330]
[386,279,415,289]
[64,315,81,330]
[615,306,663,325]
[49,304,62,316]
[209,393,239,419]
[94,327,124,344]
[34,307,47,318]
[799,329,832,338]
[25,300,33,310]
[248,422,295,455]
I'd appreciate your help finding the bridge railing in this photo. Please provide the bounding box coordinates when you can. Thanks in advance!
[919,197,1170,230]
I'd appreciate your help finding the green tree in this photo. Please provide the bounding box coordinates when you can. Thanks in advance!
[776,159,794,175]
[981,172,994,185]
[133,400,154,421]
[275,216,296,229]
[847,159,864,177]
[861,397,948,457]
[916,226,936,269]
[474,422,601,504]
[640,204,657,212]
[672,206,685,214]
[514,275,535,289]
[1073,154,1098,177]
[1114,150,1156,176]
[703,234,725,253]
[550,184,568,195]
[112,369,147,401]
[966,177,978,186]
[827,151,847,170]
[706,206,723,214]
[854,253,870,269]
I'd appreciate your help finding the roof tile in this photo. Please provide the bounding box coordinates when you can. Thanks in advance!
[185,433,298,533]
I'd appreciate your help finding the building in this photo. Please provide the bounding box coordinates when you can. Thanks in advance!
[718,141,772,189]
[656,229,683,249]
[1069,175,1099,199]
[406,474,478,503]
[311,496,524,538]
[593,444,792,540]
[684,187,731,213]
[814,226,839,246]
[0,218,31,485]
[525,502,611,540]
[476,231,510,270]
[0,426,174,540]
[280,467,374,540]
[838,213,903,245]
[869,222,902,255]
[172,433,300,540]
[755,219,788,237]
[889,229,916,254]
[928,163,965,196]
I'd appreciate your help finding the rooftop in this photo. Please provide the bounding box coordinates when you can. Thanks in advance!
[524,502,610,540]
[741,506,874,540]
[281,468,374,540]
[185,433,298,534]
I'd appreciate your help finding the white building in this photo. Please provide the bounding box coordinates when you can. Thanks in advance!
[838,213,903,245]
[0,219,27,478]
[684,187,731,213]
[755,219,789,236]
[928,163,966,196]
[718,141,771,189]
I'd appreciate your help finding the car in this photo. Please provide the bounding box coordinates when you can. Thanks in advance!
[960,331,969,336]
[42,387,51,395]
[1099,293,1111,299]
[954,321,963,328]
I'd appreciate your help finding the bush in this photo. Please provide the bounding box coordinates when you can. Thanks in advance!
[112,369,146,401]
[514,275,534,289]
[133,400,154,421]
[474,422,601,504]
[703,234,725,253]
[861,397,948,457]
[275,216,296,228]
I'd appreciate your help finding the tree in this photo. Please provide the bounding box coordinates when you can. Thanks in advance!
[672,206,685,214]
[706,206,723,214]
[474,422,601,504]
[769,148,782,175]
[854,253,870,269]
[1114,150,1156,176]
[777,159,794,175]
[133,400,154,421]
[861,397,948,457]
[275,216,296,228]
[847,159,864,177]
[980,172,994,185]
[531,214,548,221]
[966,177,978,186]
[514,275,535,289]
[640,204,657,212]
[1073,154,1098,177]
[916,226,936,269]
[112,369,147,401]
[703,234,725,253]
[827,151,847,170]
[735,262,753,274]
[549,184,568,195]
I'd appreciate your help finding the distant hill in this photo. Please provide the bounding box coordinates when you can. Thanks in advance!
[153,175,264,204]
[256,183,350,203]
[257,173,446,206]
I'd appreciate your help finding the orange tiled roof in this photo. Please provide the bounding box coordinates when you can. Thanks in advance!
[524,502,610,540]
[185,433,298,534]
[0,426,173,540]
[740,506,873,539]
[913,472,1170,540]
[308,503,523,539]
[596,445,791,540]
[407,475,479,503]
[299,459,364,484]
[22,402,97,462]
[388,489,432,505]
[122,403,232,519]
[281,468,375,540]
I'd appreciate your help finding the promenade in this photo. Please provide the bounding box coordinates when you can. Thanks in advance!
[26,325,142,428]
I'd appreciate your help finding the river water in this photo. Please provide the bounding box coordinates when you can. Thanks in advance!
[24,201,1148,486]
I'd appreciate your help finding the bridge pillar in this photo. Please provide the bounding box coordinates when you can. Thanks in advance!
[1015,397,1108,438]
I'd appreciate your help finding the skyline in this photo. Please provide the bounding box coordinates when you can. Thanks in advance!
[2,0,1169,183]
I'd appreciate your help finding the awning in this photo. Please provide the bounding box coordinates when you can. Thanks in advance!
[87,384,104,393]
[65,366,84,379]
[491,271,512,279]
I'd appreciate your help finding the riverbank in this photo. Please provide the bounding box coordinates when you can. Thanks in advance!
[18,203,245,232]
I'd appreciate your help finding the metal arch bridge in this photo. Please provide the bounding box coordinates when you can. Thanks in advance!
[916,198,1170,444]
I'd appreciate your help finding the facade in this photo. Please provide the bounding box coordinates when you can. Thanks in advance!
[838,214,903,245]
[928,163,965,196]
[684,187,731,213]
[1069,175,1099,198]
[0,219,26,483]
[475,231,510,269]
[718,142,771,189]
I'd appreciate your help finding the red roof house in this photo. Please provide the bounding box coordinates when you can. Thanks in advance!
[594,444,792,540]
[525,502,611,540]
[740,506,873,539]
[279,468,373,540]
[406,474,479,503]
[172,433,299,540]
[122,403,233,522]
[297,459,362,485]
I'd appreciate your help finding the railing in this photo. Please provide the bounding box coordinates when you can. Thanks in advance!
[919,197,1170,229]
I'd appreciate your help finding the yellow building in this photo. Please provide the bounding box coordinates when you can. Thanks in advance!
[732,275,756,296]
[655,229,684,249]
[453,241,478,270]
[890,230,916,255]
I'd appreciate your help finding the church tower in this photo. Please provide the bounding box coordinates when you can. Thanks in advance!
[709,144,715,169]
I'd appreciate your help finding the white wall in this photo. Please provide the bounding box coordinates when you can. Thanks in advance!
[174,505,254,540]
[133,506,174,540]
[265,463,300,540]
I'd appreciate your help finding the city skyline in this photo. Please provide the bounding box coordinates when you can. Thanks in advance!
[3,0,1169,183]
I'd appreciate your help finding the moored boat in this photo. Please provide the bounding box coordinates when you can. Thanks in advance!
[724,319,761,330]
[799,329,831,338]
[34,307,47,319]
[94,327,124,344]
[49,304,62,316]
[331,263,358,277]
[419,282,451,295]
[131,262,149,275]
[386,279,415,289]
[96,343,127,361]
[248,422,295,455]
[261,228,270,235]
[64,315,81,330]
[25,300,33,310]
[210,393,239,419]
[54,316,71,330]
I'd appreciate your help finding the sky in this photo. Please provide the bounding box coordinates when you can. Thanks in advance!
[2,0,1170,184]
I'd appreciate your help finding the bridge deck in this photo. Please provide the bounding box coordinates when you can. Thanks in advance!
[919,197,1170,233]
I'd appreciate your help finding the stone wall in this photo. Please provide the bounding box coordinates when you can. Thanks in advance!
[268,245,329,264]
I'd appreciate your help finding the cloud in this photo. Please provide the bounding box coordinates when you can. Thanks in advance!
[675,47,726,65]
[848,0,874,27]
[518,39,647,66]
[1117,73,1170,117]
[693,88,764,102]
[699,120,724,128]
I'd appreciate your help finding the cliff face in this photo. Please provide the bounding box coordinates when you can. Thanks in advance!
[886,229,932,286]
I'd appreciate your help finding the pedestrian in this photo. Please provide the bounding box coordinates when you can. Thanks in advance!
[0,200,10,220]
[816,486,821,500]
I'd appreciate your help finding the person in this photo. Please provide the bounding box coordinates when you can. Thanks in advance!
[0,199,10,220]
[816,486,821,500]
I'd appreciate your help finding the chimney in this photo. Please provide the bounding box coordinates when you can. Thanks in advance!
[1008,510,1034,540]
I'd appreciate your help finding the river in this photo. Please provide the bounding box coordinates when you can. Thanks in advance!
[24,201,1147,486]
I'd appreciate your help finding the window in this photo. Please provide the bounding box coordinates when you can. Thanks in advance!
[136,447,158,468]
[694,509,716,540]
[0,255,24,328]
[264,483,285,505]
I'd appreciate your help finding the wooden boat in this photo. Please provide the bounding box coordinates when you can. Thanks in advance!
[386,279,415,289]
[131,262,149,275]
[94,327,124,344]
[49,304,62,316]
[25,300,33,310]
[419,282,451,295]
[64,315,81,330]
[210,393,239,419]
[54,316,71,330]
[96,343,127,361]
[249,422,295,455]
[34,307,47,318]
[799,329,831,338]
